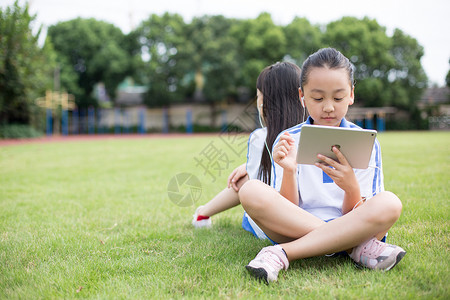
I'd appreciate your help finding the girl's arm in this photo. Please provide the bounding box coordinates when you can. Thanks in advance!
[227,163,248,192]
[279,168,298,205]
[315,146,361,214]
[273,133,299,205]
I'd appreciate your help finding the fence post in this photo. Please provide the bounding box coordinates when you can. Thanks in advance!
[221,110,227,132]
[115,108,121,134]
[46,108,53,136]
[72,109,78,134]
[79,108,85,134]
[377,112,385,132]
[123,109,129,134]
[162,107,169,134]
[139,107,146,134]
[97,109,103,134]
[61,109,68,135]
[186,108,193,134]
[88,106,95,134]
[365,112,374,129]
[355,118,364,128]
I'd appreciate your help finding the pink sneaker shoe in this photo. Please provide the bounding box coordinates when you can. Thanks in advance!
[192,206,212,228]
[350,237,406,271]
[246,245,289,284]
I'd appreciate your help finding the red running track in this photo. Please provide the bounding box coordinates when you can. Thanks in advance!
[0,133,220,147]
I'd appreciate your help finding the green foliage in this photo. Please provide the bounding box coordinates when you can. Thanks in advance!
[0,0,55,124]
[0,123,43,138]
[230,13,287,91]
[1,6,431,127]
[0,133,448,298]
[184,15,240,104]
[283,17,323,65]
[324,17,393,106]
[323,17,427,108]
[132,13,187,107]
[47,18,130,107]
[389,29,428,108]
[130,13,428,113]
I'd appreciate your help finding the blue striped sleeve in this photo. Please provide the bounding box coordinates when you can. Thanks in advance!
[372,139,383,195]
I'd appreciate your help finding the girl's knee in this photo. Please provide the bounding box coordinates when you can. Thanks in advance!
[239,179,269,209]
[382,191,403,218]
[368,191,402,224]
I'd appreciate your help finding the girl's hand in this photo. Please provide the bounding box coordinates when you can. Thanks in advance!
[227,163,248,192]
[273,132,297,172]
[314,146,359,194]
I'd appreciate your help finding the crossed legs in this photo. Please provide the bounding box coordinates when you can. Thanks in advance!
[239,179,402,261]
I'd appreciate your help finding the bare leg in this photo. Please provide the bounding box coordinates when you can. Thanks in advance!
[239,179,402,261]
[199,176,249,217]
[199,188,240,216]
[239,180,325,243]
[281,193,401,260]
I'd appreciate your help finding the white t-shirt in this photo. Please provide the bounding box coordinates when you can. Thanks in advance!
[272,117,384,221]
[242,127,269,239]
[245,127,267,180]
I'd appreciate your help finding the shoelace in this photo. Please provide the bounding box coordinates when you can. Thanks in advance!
[361,239,386,259]
[257,249,284,270]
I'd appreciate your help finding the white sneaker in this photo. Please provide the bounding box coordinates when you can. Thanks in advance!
[350,237,406,271]
[192,206,212,228]
[246,245,289,284]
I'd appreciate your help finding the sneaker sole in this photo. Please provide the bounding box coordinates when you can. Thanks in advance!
[245,265,269,284]
[192,223,212,229]
[354,250,407,271]
[384,250,406,271]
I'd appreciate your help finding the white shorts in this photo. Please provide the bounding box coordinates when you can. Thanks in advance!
[242,212,270,241]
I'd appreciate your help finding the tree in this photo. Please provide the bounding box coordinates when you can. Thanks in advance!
[323,17,395,107]
[180,15,241,126]
[230,13,287,92]
[47,18,130,107]
[0,0,55,124]
[122,29,146,86]
[323,17,427,108]
[183,15,240,104]
[388,29,427,108]
[132,13,188,107]
[132,14,242,126]
[283,17,323,66]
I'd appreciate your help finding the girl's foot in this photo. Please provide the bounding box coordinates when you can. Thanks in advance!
[245,245,289,284]
[192,206,212,228]
[350,237,406,271]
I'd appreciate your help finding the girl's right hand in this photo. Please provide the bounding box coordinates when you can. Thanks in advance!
[273,132,297,172]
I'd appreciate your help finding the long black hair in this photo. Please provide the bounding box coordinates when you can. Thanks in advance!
[256,62,303,184]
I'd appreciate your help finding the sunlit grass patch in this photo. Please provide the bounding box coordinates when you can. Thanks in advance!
[0,132,449,298]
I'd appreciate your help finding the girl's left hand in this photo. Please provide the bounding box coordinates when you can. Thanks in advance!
[314,146,358,193]
[227,164,248,192]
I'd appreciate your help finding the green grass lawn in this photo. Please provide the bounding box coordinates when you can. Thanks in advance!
[0,131,449,299]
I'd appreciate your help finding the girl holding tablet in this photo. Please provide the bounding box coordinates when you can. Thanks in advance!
[241,48,406,283]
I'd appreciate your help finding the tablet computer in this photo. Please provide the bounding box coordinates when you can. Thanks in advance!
[296,125,377,169]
